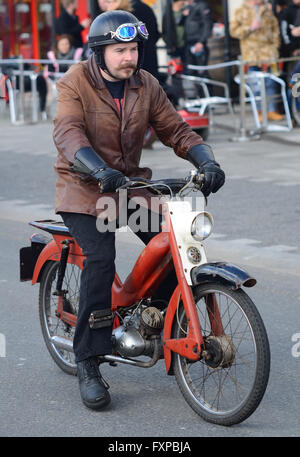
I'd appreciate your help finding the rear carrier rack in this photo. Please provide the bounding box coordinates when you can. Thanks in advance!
[20,220,71,282]
[29,219,70,235]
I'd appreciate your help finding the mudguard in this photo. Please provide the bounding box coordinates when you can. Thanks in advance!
[31,239,60,284]
[20,233,51,282]
[190,262,256,290]
[31,237,84,285]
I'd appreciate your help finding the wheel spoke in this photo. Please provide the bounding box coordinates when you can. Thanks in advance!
[40,262,80,373]
[174,283,270,424]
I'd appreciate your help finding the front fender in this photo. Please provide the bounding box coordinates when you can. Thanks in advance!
[191,262,257,290]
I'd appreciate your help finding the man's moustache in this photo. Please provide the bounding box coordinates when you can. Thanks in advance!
[119,64,136,70]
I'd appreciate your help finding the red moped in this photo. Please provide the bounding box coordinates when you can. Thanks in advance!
[20,172,270,426]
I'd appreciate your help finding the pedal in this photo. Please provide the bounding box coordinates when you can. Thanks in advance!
[88,308,113,329]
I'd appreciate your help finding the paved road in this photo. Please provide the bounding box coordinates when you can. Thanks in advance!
[0,115,300,437]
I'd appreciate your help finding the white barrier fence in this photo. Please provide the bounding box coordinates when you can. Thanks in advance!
[0,57,77,124]
[1,55,300,141]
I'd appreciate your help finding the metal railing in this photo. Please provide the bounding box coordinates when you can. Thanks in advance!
[0,57,79,125]
[1,55,300,141]
[186,55,300,141]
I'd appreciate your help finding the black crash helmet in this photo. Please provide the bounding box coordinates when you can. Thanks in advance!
[88,10,149,71]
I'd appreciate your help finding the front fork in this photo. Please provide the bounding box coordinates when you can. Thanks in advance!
[205,293,225,337]
[162,208,204,362]
[163,208,224,369]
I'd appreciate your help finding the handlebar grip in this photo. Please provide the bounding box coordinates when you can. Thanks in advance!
[195,172,205,186]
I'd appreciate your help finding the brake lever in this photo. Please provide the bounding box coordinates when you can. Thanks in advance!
[194,172,205,189]
[194,173,208,204]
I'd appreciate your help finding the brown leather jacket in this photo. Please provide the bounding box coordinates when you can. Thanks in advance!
[53,53,204,217]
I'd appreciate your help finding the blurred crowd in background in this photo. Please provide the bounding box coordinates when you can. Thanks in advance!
[2,0,300,120]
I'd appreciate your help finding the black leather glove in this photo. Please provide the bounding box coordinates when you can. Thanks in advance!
[93,167,127,193]
[71,147,127,193]
[187,144,225,197]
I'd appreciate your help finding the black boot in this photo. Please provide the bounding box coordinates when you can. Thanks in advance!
[77,357,111,410]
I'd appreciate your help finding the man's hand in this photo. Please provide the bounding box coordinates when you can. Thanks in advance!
[71,147,126,193]
[193,42,204,53]
[93,167,127,193]
[197,161,225,197]
[291,26,300,38]
[250,18,261,32]
[187,144,225,197]
[81,18,91,29]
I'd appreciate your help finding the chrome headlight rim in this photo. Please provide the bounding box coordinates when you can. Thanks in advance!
[191,211,214,241]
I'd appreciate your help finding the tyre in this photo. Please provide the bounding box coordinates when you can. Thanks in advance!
[39,261,81,375]
[291,93,300,126]
[173,282,270,426]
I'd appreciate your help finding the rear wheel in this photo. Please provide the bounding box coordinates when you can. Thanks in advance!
[173,282,270,426]
[39,261,81,375]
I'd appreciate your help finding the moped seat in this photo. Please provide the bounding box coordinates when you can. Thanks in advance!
[29,219,71,236]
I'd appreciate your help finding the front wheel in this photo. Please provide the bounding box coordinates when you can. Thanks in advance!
[173,282,270,426]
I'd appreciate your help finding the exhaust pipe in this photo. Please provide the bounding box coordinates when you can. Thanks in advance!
[101,339,161,368]
[101,354,140,366]
[51,335,73,352]
[50,336,161,368]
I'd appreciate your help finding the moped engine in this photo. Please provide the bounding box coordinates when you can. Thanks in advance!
[112,306,164,358]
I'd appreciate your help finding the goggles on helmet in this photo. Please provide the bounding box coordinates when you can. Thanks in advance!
[104,22,149,42]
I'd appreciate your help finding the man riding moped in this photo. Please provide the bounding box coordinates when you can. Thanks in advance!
[53,10,225,411]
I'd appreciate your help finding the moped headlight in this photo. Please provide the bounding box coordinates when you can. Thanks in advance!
[191,212,213,241]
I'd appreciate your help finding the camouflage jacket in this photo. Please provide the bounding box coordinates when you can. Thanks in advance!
[230,2,280,65]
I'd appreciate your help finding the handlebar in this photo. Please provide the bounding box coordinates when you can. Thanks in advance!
[118,171,205,197]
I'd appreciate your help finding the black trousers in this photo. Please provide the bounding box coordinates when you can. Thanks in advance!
[60,209,177,363]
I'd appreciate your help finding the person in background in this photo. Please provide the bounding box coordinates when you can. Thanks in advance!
[230,0,284,121]
[162,0,187,62]
[105,0,160,78]
[178,0,212,99]
[55,0,91,48]
[268,1,288,77]
[183,0,213,74]
[279,0,300,87]
[105,0,131,11]
[46,34,83,75]
[280,0,300,58]
[87,0,109,59]
[94,0,108,17]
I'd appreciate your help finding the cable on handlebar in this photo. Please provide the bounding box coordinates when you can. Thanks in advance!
[117,172,205,198]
